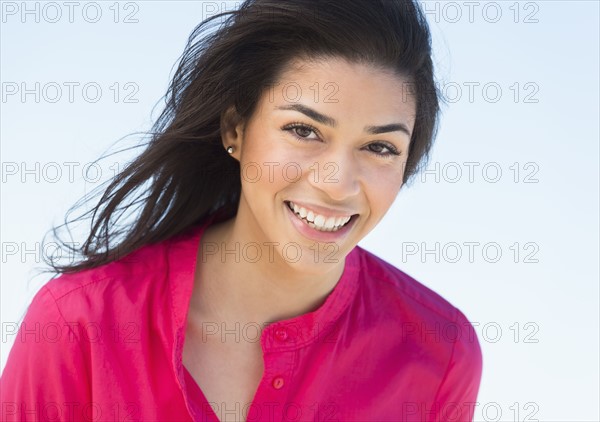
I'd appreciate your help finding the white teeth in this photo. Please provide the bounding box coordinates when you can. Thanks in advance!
[324,216,336,230]
[314,214,325,227]
[292,202,309,219]
[288,201,353,232]
[289,201,315,223]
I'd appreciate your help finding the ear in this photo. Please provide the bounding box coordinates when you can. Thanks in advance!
[220,105,244,161]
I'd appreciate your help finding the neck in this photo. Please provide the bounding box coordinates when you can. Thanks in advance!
[191,214,347,327]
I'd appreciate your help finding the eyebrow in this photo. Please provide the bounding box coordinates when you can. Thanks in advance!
[276,104,412,137]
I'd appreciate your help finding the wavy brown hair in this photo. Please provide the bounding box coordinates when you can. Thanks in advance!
[43,0,441,274]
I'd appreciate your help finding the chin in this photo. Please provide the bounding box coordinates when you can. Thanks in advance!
[276,239,349,273]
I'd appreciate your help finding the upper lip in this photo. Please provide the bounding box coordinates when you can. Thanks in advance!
[286,200,358,219]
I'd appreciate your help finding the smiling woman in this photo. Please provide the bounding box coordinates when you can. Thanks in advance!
[1,1,482,422]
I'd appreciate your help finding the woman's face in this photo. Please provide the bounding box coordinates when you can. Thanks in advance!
[225,56,416,271]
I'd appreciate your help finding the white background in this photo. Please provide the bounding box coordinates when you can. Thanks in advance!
[1,1,599,421]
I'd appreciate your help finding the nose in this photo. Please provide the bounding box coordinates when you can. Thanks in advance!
[307,149,361,202]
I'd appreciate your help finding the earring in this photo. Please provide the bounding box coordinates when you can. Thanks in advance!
[226,146,234,154]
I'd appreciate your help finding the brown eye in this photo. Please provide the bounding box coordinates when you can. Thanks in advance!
[368,144,386,153]
[295,126,313,138]
[365,142,401,157]
[282,123,320,142]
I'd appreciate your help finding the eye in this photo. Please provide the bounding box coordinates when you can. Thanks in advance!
[282,122,321,141]
[282,122,401,158]
[365,142,401,157]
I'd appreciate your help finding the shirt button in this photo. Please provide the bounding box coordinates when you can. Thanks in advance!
[275,328,288,342]
[272,376,285,389]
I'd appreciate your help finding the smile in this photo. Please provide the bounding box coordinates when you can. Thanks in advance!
[285,201,355,232]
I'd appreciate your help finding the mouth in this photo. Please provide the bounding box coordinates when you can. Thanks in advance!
[284,200,358,233]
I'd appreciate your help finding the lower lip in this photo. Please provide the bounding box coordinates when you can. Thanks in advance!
[284,202,357,242]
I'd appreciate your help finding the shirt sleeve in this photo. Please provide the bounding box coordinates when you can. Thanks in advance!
[1,285,91,422]
[430,308,483,422]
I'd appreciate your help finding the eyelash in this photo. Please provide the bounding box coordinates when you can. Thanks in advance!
[281,122,402,157]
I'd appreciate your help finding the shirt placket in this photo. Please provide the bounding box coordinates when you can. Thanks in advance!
[244,324,298,422]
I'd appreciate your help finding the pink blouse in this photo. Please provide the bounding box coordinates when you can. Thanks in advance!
[1,218,482,421]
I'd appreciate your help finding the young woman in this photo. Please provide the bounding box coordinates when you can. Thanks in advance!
[1,1,483,421]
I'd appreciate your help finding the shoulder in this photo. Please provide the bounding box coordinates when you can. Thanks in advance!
[353,245,483,363]
[354,245,465,324]
[353,245,483,392]
[30,233,181,326]
[46,240,167,298]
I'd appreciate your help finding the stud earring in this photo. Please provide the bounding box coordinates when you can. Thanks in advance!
[226,146,234,154]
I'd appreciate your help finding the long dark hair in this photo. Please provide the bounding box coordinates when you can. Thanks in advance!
[43,0,441,274]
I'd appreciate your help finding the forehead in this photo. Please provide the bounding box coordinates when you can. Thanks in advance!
[266,56,416,122]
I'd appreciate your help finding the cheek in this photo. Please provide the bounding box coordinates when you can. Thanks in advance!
[239,131,298,194]
[362,166,404,214]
